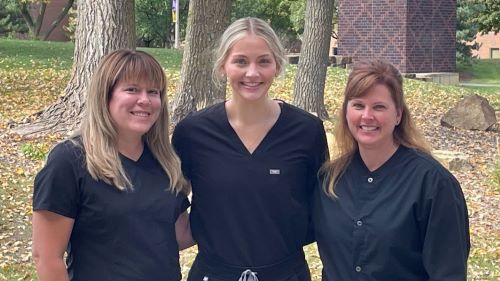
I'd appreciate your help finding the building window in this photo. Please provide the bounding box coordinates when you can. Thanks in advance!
[491,48,500,59]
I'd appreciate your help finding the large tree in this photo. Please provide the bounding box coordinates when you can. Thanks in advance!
[171,0,232,124]
[469,0,500,34]
[292,0,334,120]
[15,0,135,135]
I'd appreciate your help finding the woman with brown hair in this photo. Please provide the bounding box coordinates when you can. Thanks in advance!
[32,49,193,281]
[313,59,470,281]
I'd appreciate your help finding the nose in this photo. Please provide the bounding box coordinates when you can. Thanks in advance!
[137,91,151,105]
[361,108,374,120]
[245,63,259,78]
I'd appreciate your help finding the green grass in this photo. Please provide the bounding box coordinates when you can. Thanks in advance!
[0,39,74,70]
[0,38,183,71]
[457,59,500,84]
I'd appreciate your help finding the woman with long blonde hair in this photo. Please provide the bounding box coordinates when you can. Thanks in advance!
[32,49,193,281]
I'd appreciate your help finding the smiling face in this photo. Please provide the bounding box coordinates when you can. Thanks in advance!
[108,80,161,140]
[222,35,277,102]
[346,84,402,152]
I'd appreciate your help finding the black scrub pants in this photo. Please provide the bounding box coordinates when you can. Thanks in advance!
[187,251,311,281]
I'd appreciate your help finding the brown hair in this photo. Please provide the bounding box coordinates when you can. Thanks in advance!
[321,59,431,197]
[74,49,187,193]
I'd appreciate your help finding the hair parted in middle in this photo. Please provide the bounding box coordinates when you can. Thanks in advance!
[74,49,187,193]
[321,59,431,197]
[212,17,287,87]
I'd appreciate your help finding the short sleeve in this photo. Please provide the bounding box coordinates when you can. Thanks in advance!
[171,119,192,180]
[421,173,470,280]
[33,141,82,219]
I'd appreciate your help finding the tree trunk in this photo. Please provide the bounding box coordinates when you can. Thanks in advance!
[292,0,334,120]
[171,0,232,124]
[14,0,135,136]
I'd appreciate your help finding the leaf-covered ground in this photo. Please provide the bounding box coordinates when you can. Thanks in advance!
[0,66,498,280]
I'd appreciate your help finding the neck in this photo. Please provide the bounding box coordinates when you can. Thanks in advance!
[359,142,399,172]
[117,135,144,161]
[226,97,279,125]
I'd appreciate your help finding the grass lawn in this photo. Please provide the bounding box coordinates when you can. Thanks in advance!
[0,38,499,281]
[0,38,183,71]
[457,59,500,84]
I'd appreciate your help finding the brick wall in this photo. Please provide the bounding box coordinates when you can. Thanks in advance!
[29,0,71,41]
[338,0,456,73]
[472,32,500,59]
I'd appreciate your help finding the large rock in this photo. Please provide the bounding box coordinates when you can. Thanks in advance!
[433,150,473,171]
[441,94,496,130]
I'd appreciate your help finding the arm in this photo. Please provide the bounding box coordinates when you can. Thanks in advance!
[175,210,195,250]
[32,210,74,281]
[422,176,470,280]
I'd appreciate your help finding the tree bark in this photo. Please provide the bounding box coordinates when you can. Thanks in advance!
[292,0,334,120]
[171,0,232,124]
[14,0,135,136]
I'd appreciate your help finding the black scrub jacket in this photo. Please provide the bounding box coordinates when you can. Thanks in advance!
[313,145,470,281]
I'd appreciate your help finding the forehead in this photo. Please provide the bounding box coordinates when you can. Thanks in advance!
[350,84,393,102]
[228,35,273,57]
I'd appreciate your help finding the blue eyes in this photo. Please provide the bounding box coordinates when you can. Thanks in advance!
[231,58,272,65]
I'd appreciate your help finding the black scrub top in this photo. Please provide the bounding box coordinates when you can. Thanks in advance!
[313,145,470,281]
[172,101,328,266]
[33,140,189,281]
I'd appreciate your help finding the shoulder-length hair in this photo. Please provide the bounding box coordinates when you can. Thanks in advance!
[74,49,187,193]
[321,59,431,197]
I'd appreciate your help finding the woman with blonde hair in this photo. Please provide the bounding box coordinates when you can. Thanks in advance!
[313,59,470,280]
[172,17,328,281]
[32,49,193,281]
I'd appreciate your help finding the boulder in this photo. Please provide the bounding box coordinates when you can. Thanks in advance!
[441,94,496,130]
[433,150,473,171]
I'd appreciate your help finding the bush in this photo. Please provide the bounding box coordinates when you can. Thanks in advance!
[0,0,28,37]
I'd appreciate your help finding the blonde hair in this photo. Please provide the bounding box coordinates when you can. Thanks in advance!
[212,17,287,87]
[321,59,431,197]
[74,49,187,193]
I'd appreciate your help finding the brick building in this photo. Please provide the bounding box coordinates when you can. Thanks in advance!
[338,0,456,73]
[472,32,500,59]
[29,0,71,41]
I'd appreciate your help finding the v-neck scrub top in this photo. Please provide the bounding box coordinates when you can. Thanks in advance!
[33,140,190,281]
[313,145,470,281]
[172,101,328,267]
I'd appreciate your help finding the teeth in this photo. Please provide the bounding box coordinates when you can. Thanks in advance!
[132,112,149,117]
[360,125,377,131]
[242,82,260,87]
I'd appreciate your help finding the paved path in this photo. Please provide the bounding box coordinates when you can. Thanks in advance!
[459,82,500,87]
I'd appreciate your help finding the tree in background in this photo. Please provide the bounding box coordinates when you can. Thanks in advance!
[293,0,334,120]
[15,0,135,135]
[171,0,232,123]
[0,0,28,36]
[136,0,173,47]
[456,0,481,64]
[3,0,75,40]
[468,0,499,34]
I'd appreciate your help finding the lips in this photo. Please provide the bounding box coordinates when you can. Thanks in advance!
[131,111,150,117]
[240,81,262,87]
[359,125,379,131]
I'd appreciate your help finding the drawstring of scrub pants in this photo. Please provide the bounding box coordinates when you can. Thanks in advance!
[239,269,258,281]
